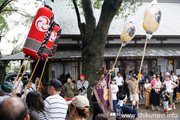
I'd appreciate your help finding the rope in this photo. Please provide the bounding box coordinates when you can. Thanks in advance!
[13,58,26,87]
[23,58,40,95]
[37,58,48,91]
[133,37,148,103]
[14,60,30,93]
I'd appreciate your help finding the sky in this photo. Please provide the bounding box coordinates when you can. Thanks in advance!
[0,0,43,55]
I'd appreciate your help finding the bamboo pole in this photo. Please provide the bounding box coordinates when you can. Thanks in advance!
[37,58,48,91]
[14,60,30,93]
[23,59,40,95]
[133,37,148,104]
[13,57,26,87]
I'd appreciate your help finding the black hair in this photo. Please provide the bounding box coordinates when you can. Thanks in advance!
[178,75,180,77]
[95,113,108,120]
[102,73,106,75]
[67,77,72,80]
[161,86,167,91]
[132,75,137,79]
[118,92,127,100]
[28,108,39,120]
[117,72,121,75]
[26,91,45,113]
[53,86,61,92]
[129,71,133,74]
[0,97,28,120]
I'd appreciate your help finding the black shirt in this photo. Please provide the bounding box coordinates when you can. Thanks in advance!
[162,92,169,101]
[177,79,180,92]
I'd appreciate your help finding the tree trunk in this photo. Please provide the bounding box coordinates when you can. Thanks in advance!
[81,0,123,97]
[0,61,6,84]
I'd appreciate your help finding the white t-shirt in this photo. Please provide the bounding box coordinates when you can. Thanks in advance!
[113,76,124,86]
[171,75,178,82]
[111,84,119,100]
[13,81,23,94]
[44,95,68,120]
[166,80,174,93]
[144,83,151,89]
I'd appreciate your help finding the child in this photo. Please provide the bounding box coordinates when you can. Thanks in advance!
[144,78,151,109]
[162,87,170,114]
[110,79,119,116]
[116,92,138,120]
[151,76,159,94]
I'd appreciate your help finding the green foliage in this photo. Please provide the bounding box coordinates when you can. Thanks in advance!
[0,0,40,39]
[68,0,143,20]
[6,61,27,74]
[0,0,17,35]
[116,0,143,20]
[11,45,22,55]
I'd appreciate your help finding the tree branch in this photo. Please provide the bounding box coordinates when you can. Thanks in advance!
[95,0,123,43]
[0,9,17,14]
[72,0,85,35]
[0,0,13,12]
[81,0,96,41]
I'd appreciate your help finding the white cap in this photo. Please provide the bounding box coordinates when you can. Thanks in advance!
[67,96,90,110]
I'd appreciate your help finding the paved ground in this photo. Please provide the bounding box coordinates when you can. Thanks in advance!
[66,102,180,120]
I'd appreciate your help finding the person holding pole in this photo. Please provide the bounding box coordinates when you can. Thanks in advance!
[125,75,139,109]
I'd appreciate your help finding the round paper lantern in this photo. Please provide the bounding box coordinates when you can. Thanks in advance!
[121,21,136,43]
[143,0,162,33]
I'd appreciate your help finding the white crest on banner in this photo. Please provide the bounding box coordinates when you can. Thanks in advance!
[50,31,57,42]
[35,16,50,32]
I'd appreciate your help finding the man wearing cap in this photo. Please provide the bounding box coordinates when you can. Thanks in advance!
[77,74,89,97]
[44,78,68,120]
[0,81,14,103]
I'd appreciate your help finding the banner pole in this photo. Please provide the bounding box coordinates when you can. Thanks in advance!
[14,60,30,93]
[13,57,26,87]
[133,37,148,105]
[23,58,40,95]
[37,58,48,91]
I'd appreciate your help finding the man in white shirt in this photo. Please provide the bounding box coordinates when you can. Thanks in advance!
[13,78,23,97]
[171,71,178,82]
[44,78,68,120]
[113,72,124,93]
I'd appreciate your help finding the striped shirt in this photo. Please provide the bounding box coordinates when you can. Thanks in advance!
[44,95,68,120]
[38,111,51,120]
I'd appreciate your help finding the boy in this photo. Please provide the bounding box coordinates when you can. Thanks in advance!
[116,92,138,120]
[110,79,119,116]
[162,87,170,114]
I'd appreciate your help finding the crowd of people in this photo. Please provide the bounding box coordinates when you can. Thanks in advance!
[0,70,180,120]
[110,70,180,118]
[0,75,91,120]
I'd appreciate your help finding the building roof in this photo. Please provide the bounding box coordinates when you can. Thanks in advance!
[45,0,180,35]
[1,44,180,61]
